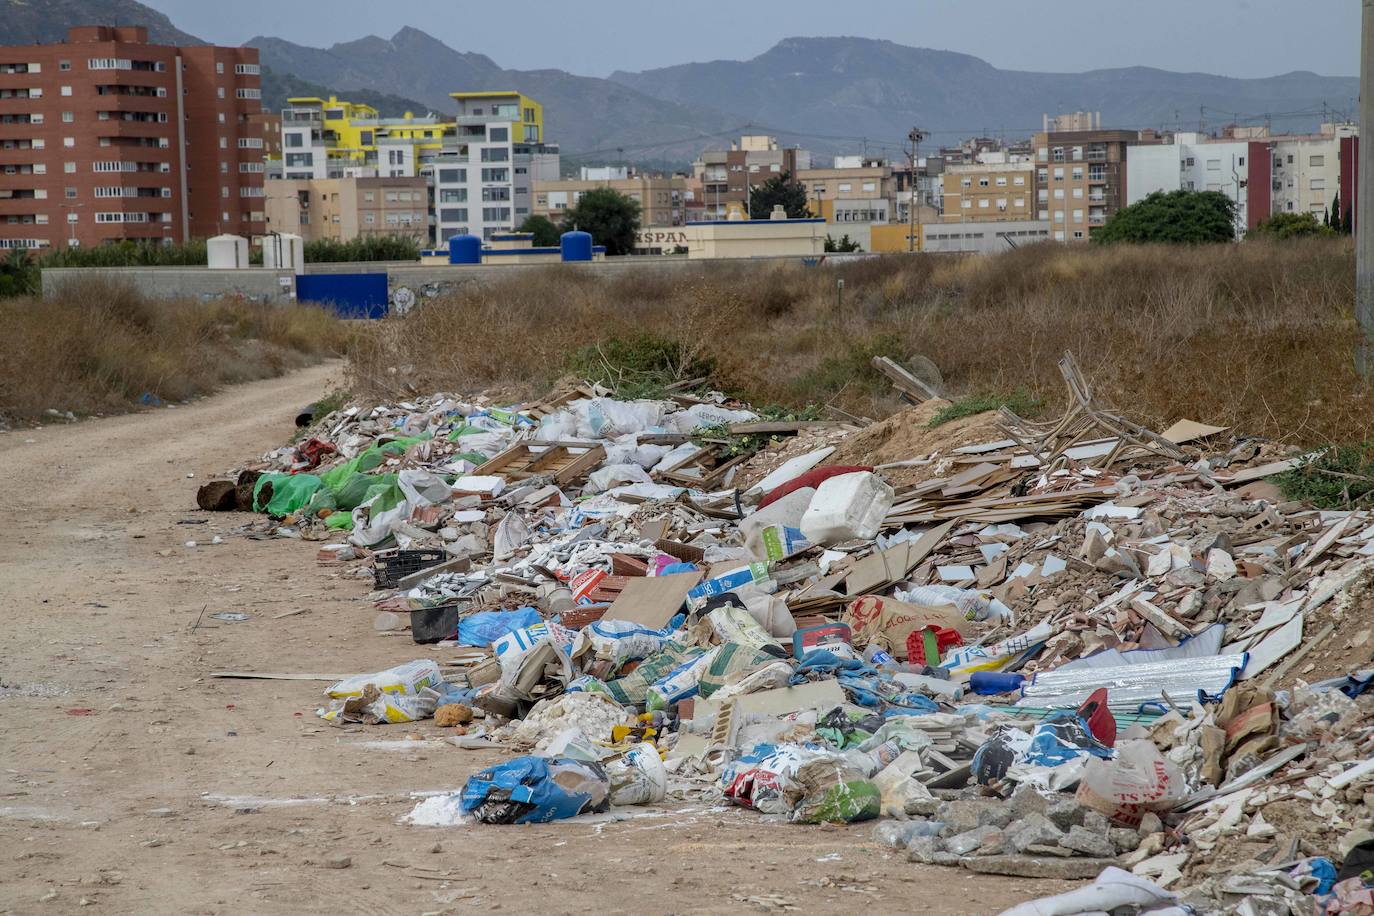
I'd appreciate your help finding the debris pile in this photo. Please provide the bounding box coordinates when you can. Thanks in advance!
[203,354,1374,914]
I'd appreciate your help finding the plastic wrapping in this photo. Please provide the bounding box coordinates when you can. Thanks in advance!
[459,755,610,824]
[1017,653,1249,711]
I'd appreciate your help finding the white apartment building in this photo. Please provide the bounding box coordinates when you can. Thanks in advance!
[1271,124,1358,220]
[432,91,560,243]
[1127,135,1253,235]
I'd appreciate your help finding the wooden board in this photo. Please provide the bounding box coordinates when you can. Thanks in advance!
[475,441,606,485]
[843,521,956,595]
[600,571,704,628]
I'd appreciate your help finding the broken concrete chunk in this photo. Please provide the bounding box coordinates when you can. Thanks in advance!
[1061,825,1117,858]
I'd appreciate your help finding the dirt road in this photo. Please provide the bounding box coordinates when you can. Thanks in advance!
[0,364,1072,915]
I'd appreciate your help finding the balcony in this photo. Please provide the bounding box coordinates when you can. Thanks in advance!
[1085,150,1107,162]
[1088,194,1106,204]
[281,110,323,124]
[1088,215,1107,226]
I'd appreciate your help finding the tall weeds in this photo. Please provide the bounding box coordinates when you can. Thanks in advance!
[348,238,1363,446]
[0,276,351,420]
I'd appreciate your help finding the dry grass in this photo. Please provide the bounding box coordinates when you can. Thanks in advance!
[349,238,1364,446]
[0,276,352,421]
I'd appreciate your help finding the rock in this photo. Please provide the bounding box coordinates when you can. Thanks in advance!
[1046,798,1085,831]
[960,854,1113,880]
[1108,827,1141,853]
[1138,813,1164,836]
[1081,528,1109,563]
[1095,548,1141,579]
[1006,813,1065,854]
[945,826,1002,857]
[1206,548,1237,581]
[321,855,352,869]
[1121,833,1169,868]
[1082,811,1111,834]
[906,836,942,864]
[196,481,237,511]
[145,808,175,818]
[1061,825,1117,858]
[939,799,1011,835]
[434,704,474,728]
[1008,786,1049,820]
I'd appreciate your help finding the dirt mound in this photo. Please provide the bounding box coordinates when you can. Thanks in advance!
[828,400,1005,487]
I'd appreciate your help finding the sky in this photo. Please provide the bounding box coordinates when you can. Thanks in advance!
[141,0,1359,79]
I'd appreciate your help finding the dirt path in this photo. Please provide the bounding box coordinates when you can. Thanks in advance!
[0,363,1071,915]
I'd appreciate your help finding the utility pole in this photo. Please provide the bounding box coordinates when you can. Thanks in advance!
[907,127,926,252]
[1360,0,1374,377]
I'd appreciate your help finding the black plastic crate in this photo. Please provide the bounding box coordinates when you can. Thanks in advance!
[410,603,463,644]
[373,549,447,589]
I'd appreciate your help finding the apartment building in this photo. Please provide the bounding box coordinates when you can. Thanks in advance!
[1127,134,1268,234]
[1032,125,1136,242]
[798,157,896,224]
[532,167,685,227]
[431,91,560,243]
[1270,124,1359,223]
[279,96,454,181]
[942,158,1036,223]
[263,176,429,243]
[892,155,945,222]
[0,25,264,250]
[690,135,811,221]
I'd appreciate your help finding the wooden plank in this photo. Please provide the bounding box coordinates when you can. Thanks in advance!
[843,520,955,595]
[728,420,843,435]
[871,356,940,401]
[211,671,343,681]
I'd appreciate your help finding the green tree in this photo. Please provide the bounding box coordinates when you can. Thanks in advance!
[824,234,863,252]
[748,170,810,219]
[517,214,562,247]
[1248,212,1335,240]
[1330,194,1342,232]
[1093,190,1237,244]
[0,248,39,299]
[560,187,641,256]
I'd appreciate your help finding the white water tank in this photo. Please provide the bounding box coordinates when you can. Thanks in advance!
[207,234,249,269]
[262,232,305,273]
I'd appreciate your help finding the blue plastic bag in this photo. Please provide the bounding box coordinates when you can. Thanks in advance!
[456,606,542,648]
[460,755,610,824]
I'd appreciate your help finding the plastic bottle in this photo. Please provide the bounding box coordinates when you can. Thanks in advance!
[863,645,895,668]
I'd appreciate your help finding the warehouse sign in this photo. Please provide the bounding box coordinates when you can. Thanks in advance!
[636,229,690,247]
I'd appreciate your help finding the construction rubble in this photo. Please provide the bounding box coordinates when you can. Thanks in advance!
[200,355,1374,915]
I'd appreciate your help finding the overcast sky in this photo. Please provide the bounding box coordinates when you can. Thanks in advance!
[141,0,1359,79]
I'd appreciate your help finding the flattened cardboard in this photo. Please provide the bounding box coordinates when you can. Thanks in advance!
[601,571,704,628]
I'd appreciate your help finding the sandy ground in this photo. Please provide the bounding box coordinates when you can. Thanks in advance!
[0,362,1075,915]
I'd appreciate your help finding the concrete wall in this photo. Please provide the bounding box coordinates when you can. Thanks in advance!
[40,266,295,302]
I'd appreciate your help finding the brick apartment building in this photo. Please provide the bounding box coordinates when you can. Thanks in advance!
[0,26,264,251]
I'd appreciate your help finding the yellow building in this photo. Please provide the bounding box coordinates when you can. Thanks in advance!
[448,91,544,144]
[280,96,456,180]
[941,161,1036,222]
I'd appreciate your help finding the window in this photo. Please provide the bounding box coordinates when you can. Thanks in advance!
[284,133,304,148]
[60,60,71,71]
[235,88,261,100]
[1238,156,1246,166]
[439,208,468,222]
[1038,147,1048,161]
[65,187,77,199]
[1053,212,1065,222]
[234,63,260,76]
[978,178,989,188]
[216,62,224,74]
[1037,168,1047,182]
[1052,147,1065,162]
[1311,155,1325,168]
[996,198,1008,210]
[1038,189,1049,202]
[217,87,225,99]
[1071,167,1083,180]
[1072,209,1084,223]
[838,182,852,192]
[960,199,972,210]
[63,137,75,148]
[480,168,508,182]
[65,162,76,174]
[1054,231,1065,241]
[219,137,227,149]
[1053,167,1064,181]
[1053,188,1065,200]
[482,187,510,202]
[62,112,73,123]
[481,206,511,221]
[481,147,509,162]
[1072,187,1084,199]
[862,181,876,192]
[489,126,508,142]
[960,177,972,188]
[995,176,1007,187]
[438,168,465,183]
[978,199,990,209]
[1073,231,1084,240]
[237,138,263,149]
[61,86,72,96]
[1311,178,1326,191]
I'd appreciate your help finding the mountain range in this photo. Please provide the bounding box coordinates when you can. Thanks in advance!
[6,0,1360,166]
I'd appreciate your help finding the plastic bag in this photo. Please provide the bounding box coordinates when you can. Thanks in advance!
[572,618,677,670]
[457,607,542,648]
[896,583,1012,624]
[1075,739,1188,827]
[396,468,452,508]
[324,659,444,699]
[645,646,720,711]
[253,472,324,516]
[586,463,653,495]
[784,756,881,824]
[721,743,821,815]
[696,641,786,699]
[459,755,610,824]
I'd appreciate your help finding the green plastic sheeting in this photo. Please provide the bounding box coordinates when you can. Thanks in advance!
[253,473,324,517]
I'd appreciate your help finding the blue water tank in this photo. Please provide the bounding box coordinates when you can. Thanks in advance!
[448,234,482,265]
[560,230,594,262]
